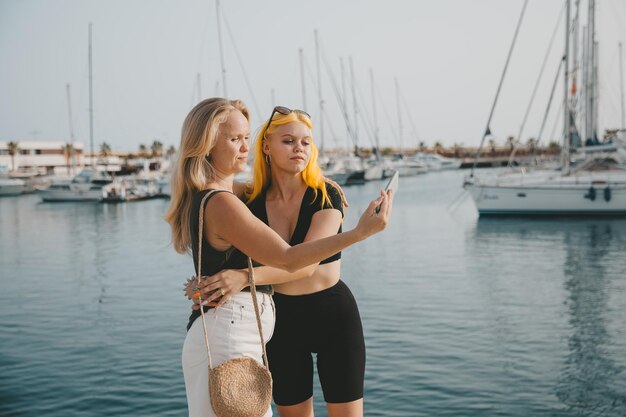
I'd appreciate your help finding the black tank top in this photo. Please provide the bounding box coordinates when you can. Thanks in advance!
[186,189,271,330]
[247,183,343,265]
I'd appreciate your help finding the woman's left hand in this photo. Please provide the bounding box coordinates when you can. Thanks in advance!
[185,269,249,309]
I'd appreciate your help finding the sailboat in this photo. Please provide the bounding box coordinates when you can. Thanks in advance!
[465,0,626,216]
[36,23,116,202]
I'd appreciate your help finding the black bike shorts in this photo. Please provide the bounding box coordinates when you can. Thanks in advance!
[267,280,365,406]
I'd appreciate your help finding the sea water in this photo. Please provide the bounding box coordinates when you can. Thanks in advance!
[1,169,625,416]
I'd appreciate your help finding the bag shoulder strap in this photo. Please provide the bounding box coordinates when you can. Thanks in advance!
[195,189,269,370]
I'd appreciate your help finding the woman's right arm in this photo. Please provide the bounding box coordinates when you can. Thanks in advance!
[206,190,392,273]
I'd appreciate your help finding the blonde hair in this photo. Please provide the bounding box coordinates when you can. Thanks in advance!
[247,110,331,207]
[165,98,250,254]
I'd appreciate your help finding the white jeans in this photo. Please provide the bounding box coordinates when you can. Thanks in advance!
[182,291,275,417]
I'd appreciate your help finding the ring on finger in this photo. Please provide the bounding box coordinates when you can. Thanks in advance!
[220,288,226,296]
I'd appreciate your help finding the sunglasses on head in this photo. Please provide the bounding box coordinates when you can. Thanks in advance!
[262,106,311,138]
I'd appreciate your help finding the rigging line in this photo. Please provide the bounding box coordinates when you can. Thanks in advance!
[320,49,358,148]
[302,54,340,146]
[470,0,529,177]
[548,99,564,147]
[303,52,336,139]
[216,0,228,97]
[356,107,376,147]
[446,190,470,213]
[321,105,339,145]
[220,6,262,124]
[508,2,565,167]
[598,76,621,120]
[373,80,399,140]
[354,77,377,147]
[536,58,564,148]
[399,88,421,146]
[303,54,323,114]
[601,44,619,83]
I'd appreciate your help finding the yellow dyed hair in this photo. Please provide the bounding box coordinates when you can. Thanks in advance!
[165,97,250,254]
[247,111,331,208]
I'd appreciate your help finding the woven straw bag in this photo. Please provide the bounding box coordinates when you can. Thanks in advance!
[196,191,273,417]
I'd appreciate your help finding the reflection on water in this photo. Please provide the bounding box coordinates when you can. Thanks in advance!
[559,223,625,415]
[472,219,626,416]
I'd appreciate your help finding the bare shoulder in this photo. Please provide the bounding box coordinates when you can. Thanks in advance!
[204,190,248,215]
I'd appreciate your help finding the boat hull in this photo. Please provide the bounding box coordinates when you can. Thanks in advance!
[37,189,103,202]
[466,183,626,216]
[0,180,26,196]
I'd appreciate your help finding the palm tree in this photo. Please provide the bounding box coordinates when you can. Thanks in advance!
[138,144,148,158]
[166,145,177,159]
[151,140,164,158]
[548,141,561,153]
[452,143,462,158]
[7,141,19,171]
[61,143,75,175]
[100,142,112,157]
[433,141,443,155]
[488,139,497,156]
[506,136,515,151]
[418,141,427,152]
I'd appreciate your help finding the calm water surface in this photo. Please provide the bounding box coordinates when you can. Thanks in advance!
[1,169,625,416]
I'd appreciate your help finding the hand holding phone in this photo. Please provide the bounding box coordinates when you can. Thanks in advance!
[375,170,398,214]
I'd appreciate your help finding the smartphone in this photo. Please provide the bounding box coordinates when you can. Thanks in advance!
[375,170,398,214]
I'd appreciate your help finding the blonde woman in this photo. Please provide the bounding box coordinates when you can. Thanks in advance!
[166,98,392,417]
[192,106,377,417]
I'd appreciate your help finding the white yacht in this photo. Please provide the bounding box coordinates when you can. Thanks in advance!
[0,178,27,196]
[36,169,113,202]
[414,153,461,171]
[0,165,28,196]
[465,0,626,216]
[465,155,626,215]
[387,156,428,177]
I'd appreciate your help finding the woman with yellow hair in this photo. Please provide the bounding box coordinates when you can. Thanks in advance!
[192,105,377,417]
[168,99,392,417]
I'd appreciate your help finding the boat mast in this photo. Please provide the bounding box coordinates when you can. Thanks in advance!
[216,0,227,97]
[570,0,581,147]
[66,84,76,143]
[562,0,571,175]
[66,83,76,172]
[470,0,529,177]
[370,68,380,154]
[619,42,626,130]
[88,22,95,168]
[350,57,358,155]
[581,26,588,144]
[395,77,403,152]
[585,0,596,143]
[314,30,325,151]
[299,48,307,111]
[340,57,350,145]
[196,73,202,102]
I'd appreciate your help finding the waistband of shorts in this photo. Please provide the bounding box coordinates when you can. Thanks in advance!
[242,284,274,295]
[272,279,346,301]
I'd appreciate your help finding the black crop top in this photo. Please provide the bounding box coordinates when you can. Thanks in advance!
[247,182,344,265]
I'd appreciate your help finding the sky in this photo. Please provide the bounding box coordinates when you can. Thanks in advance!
[1,0,625,153]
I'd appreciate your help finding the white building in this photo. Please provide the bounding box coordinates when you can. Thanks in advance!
[0,141,85,174]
